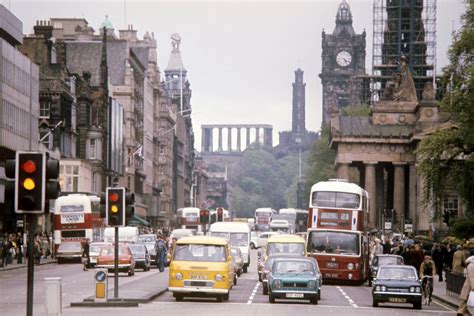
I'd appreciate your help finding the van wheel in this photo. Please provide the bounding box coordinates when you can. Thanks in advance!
[175,295,183,302]
[224,293,229,301]
[216,295,224,303]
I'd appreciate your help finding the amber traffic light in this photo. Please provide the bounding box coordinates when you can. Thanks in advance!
[106,187,125,226]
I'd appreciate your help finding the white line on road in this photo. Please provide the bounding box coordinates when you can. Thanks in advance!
[336,285,358,308]
[247,282,260,304]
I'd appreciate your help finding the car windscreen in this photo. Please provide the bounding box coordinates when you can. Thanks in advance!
[377,256,403,266]
[100,247,127,256]
[173,244,226,262]
[129,245,146,254]
[312,191,360,209]
[378,267,417,280]
[307,231,360,255]
[138,236,155,243]
[267,243,305,256]
[273,260,315,275]
[90,245,105,253]
[230,233,248,247]
[58,242,82,252]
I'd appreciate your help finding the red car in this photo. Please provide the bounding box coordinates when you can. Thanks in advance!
[96,244,136,276]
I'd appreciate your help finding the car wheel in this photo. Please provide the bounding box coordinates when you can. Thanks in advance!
[224,293,229,301]
[269,293,275,304]
[234,275,238,285]
[128,269,133,276]
[318,290,321,301]
[216,295,224,303]
[413,301,422,310]
[310,297,318,305]
[175,295,183,302]
[368,278,372,287]
[262,284,268,295]
[372,300,378,307]
[57,258,62,264]
[243,265,248,273]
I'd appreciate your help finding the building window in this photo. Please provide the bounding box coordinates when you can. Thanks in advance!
[39,130,52,149]
[89,139,96,159]
[40,101,51,118]
[160,144,165,155]
[61,164,79,192]
[443,196,459,216]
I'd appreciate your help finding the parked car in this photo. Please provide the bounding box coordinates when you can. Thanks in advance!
[369,254,404,286]
[372,265,422,309]
[138,234,157,265]
[96,244,135,276]
[89,242,111,268]
[230,246,244,278]
[56,241,83,264]
[267,257,322,304]
[129,243,151,271]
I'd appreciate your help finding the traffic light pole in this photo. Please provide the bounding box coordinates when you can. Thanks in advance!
[26,214,36,316]
[114,226,119,299]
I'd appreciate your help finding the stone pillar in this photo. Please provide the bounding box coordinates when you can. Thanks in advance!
[201,128,206,152]
[264,128,273,147]
[237,128,241,152]
[209,128,213,152]
[246,128,250,148]
[336,163,350,180]
[218,127,223,152]
[364,162,377,228]
[408,163,417,227]
[393,163,405,229]
[376,165,385,228]
[227,127,232,152]
[255,127,260,147]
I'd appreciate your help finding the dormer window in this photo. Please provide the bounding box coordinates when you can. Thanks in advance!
[40,101,51,118]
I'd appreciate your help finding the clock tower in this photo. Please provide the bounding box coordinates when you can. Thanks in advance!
[319,0,366,124]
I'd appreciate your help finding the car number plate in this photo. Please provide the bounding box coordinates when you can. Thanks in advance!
[326,262,339,268]
[286,293,304,298]
[190,274,208,280]
[389,297,406,303]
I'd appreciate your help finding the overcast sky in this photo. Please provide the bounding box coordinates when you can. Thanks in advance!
[5,0,467,150]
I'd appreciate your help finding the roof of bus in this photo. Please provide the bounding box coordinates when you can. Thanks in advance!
[267,234,305,243]
[209,222,250,232]
[255,208,275,212]
[310,180,367,195]
[307,228,362,235]
[176,235,229,245]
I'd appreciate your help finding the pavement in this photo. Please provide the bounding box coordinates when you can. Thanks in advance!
[1,257,462,310]
[0,256,57,271]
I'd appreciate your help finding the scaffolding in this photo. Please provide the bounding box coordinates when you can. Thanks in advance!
[367,0,437,104]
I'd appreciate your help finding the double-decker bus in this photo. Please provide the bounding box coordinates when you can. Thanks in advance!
[210,208,231,222]
[306,179,370,283]
[255,207,276,231]
[53,193,105,252]
[177,207,201,232]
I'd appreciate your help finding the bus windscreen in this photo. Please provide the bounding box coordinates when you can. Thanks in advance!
[307,231,359,255]
[312,191,360,209]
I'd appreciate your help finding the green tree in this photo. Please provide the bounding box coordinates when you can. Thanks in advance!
[415,2,474,219]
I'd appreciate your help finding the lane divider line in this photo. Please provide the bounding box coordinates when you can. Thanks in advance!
[247,282,260,304]
[336,285,358,308]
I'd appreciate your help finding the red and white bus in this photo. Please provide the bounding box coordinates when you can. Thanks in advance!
[306,179,370,283]
[53,193,105,252]
[255,207,276,231]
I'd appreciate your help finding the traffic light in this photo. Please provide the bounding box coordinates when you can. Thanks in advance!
[15,152,45,213]
[125,192,135,223]
[217,207,223,222]
[200,209,209,224]
[106,187,125,226]
[45,158,60,201]
[443,210,450,225]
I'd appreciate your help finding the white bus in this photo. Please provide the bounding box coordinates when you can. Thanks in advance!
[255,207,276,231]
[176,207,202,233]
[209,222,251,273]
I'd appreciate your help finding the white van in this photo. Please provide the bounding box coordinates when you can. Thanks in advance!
[209,222,251,272]
[104,226,139,243]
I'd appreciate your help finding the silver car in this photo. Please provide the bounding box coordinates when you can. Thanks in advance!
[138,234,157,265]
[231,246,244,276]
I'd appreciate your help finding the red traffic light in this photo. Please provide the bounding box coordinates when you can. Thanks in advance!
[109,193,119,202]
[22,160,37,174]
[200,210,208,216]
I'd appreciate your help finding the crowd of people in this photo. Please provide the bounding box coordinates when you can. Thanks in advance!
[0,232,53,267]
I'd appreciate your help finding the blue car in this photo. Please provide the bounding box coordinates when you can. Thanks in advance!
[267,257,322,304]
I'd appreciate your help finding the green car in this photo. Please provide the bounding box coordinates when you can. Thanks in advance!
[267,257,322,304]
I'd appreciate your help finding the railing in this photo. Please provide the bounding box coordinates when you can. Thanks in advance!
[445,271,465,296]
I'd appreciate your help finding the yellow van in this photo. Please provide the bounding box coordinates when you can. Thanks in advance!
[258,234,306,281]
[169,236,235,302]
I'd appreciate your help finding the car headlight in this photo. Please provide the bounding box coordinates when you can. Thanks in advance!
[410,286,415,293]
[274,279,282,289]
[347,263,354,270]
[307,280,316,289]
[415,287,421,293]
[375,286,381,291]
[175,273,183,280]
[381,286,387,292]
[215,274,223,281]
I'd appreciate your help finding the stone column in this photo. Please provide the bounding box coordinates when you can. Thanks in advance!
[246,128,250,148]
[255,127,260,147]
[201,128,206,152]
[264,128,273,147]
[227,127,232,152]
[209,128,213,152]
[408,163,417,226]
[336,163,350,180]
[393,163,405,229]
[218,127,223,152]
[376,165,385,228]
[237,127,241,152]
[364,162,377,228]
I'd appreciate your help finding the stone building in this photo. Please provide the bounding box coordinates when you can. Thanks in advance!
[0,5,40,232]
[319,0,367,124]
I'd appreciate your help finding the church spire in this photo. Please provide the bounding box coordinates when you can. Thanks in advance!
[333,0,355,36]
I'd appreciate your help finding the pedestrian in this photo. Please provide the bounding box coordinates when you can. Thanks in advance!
[16,235,23,264]
[445,243,455,271]
[457,255,474,316]
[155,235,167,272]
[431,243,445,281]
[383,236,392,254]
[453,245,470,274]
[371,238,383,261]
[1,238,9,267]
[34,237,42,264]
[82,239,90,271]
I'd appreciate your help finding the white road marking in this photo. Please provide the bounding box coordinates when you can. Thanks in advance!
[247,282,260,304]
[336,285,358,308]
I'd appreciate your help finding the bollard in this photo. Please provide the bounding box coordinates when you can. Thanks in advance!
[44,277,62,316]
[94,269,108,302]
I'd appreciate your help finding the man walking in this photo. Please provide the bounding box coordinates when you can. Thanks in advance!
[155,236,167,272]
[431,243,444,281]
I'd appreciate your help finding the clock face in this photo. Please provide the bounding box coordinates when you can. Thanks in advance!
[336,51,352,67]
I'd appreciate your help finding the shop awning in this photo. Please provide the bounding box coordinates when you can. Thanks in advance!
[128,214,150,227]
